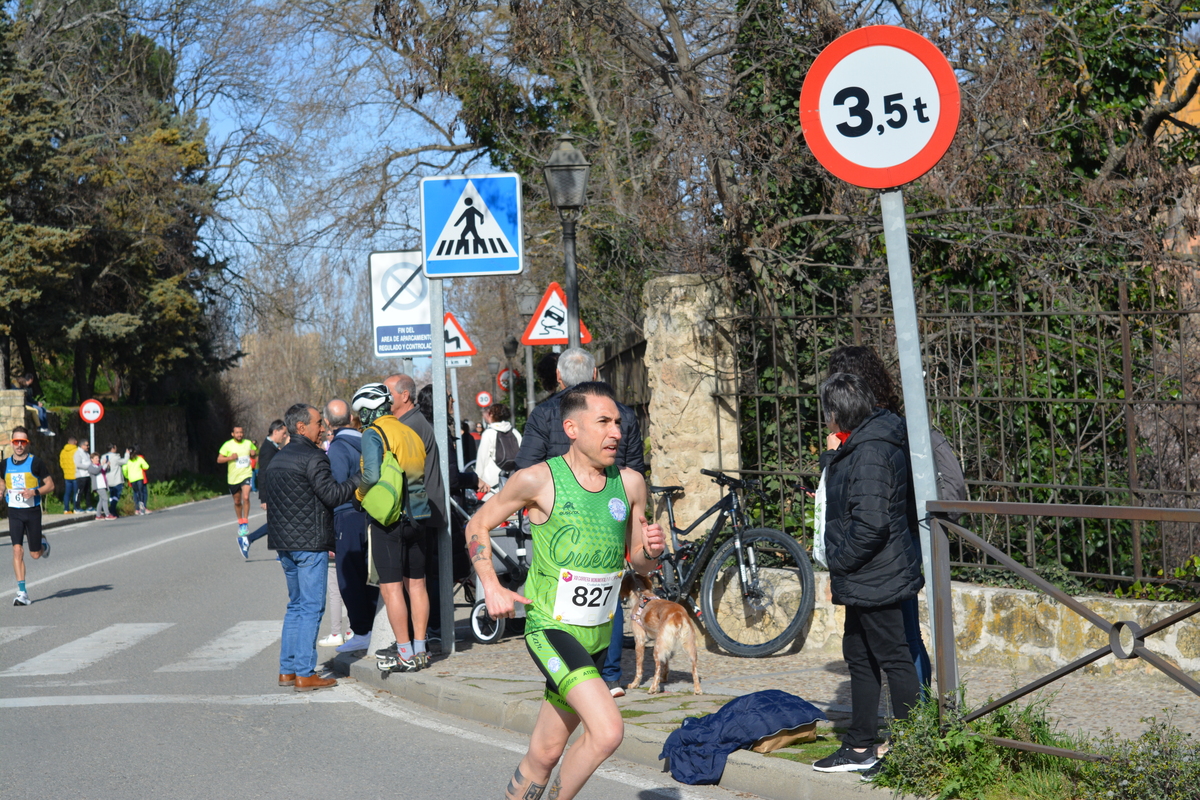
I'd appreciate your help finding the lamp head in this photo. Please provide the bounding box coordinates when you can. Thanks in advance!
[542,133,591,213]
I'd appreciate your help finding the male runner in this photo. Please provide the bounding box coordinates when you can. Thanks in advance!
[464,382,665,800]
[5,427,55,605]
[218,425,258,536]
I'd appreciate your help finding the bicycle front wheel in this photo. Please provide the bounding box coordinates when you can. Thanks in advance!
[700,528,816,657]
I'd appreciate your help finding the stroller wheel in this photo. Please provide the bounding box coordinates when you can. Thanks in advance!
[470,600,506,644]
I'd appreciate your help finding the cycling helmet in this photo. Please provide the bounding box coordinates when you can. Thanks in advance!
[352,383,391,414]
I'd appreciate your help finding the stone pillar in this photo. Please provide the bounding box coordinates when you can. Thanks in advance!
[643,275,739,531]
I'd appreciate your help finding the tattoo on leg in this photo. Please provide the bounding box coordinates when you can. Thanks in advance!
[546,776,562,800]
[504,766,546,800]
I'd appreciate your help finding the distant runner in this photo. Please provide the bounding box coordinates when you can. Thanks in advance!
[218,426,258,537]
[5,427,54,606]
[464,382,665,800]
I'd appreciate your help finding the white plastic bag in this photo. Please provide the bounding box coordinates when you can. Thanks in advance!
[812,468,828,569]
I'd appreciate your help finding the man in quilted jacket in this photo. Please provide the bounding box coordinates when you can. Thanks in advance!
[260,403,359,692]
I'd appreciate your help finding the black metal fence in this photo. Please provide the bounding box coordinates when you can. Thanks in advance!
[714,275,1200,583]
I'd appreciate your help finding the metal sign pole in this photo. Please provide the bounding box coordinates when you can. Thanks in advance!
[89,423,94,453]
[525,346,536,414]
[450,367,464,472]
[880,188,941,659]
[430,279,455,656]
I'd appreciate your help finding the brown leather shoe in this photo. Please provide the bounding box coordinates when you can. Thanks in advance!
[293,674,337,692]
[278,673,297,686]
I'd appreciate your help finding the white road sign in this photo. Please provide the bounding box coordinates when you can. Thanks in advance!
[370,251,432,358]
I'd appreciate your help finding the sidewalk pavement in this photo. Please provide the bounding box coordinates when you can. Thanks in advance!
[332,602,1200,800]
[42,511,97,529]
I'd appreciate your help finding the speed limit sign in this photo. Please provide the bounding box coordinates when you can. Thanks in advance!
[800,26,960,189]
[476,391,492,408]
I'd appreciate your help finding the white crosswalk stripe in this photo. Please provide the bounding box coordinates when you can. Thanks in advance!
[0,623,174,677]
[156,620,280,673]
[0,626,46,646]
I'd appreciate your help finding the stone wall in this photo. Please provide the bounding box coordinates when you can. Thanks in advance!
[642,275,740,529]
[800,572,1200,679]
[0,390,200,498]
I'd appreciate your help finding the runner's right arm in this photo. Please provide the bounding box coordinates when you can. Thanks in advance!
[463,464,550,618]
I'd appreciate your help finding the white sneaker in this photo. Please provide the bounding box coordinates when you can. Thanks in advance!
[13,591,30,606]
[318,633,345,647]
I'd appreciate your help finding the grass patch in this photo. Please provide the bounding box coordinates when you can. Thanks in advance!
[620,708,655,718]
[877,689,1200,800]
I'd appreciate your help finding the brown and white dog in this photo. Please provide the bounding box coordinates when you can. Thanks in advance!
[622,572,702,695]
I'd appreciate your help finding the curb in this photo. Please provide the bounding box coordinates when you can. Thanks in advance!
[332,652,883,800]
[43,513,97,530]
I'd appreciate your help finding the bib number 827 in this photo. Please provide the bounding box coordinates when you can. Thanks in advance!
[833,88,930,138]
[572,585,613,608]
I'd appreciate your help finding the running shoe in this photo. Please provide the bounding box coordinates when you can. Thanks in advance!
[13,591,30,606]
[238,535,250,560]
[812,744,876,773]
[374,642,398,660]
[39,536,50,559]
[606,680,626,698]
[378,653,420,673]
[414,651,430,671]
[318,632,344,647]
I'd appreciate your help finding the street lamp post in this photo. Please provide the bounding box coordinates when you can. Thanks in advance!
[503,335,520,416]
[518,281,541,415]
[486,356,501,411]
[542,133,591,350]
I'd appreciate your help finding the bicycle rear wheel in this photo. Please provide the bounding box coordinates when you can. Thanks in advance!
[700,528,815,657]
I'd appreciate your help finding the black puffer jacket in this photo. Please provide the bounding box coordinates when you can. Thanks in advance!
[819,409,924,607]
[262,437,359,552]
[514,389,647,475]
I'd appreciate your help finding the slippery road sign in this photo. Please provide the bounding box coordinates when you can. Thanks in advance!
[520,282,591,346]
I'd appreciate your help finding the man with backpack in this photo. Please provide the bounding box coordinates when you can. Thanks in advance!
[477,402,522,497]
[353,382,431,672]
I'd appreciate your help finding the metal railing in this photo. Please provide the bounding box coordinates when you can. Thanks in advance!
[713,277,1200,583]
[927,500,1200,761]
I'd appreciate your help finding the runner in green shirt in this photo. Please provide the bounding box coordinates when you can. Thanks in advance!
[218,426,258,537]
[465,382,665,800]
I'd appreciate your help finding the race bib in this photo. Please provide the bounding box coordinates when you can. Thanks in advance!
[7,488,32,508]
[236,455,251,468]
[551,569,622,627]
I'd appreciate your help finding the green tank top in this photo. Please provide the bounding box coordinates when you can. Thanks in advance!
[525,456,630,652]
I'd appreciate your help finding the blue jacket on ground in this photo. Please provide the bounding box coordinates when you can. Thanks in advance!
[326,427,362,515]
[659,690,828,785]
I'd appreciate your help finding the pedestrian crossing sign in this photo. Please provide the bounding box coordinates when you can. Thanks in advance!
[520,282,592,345]
[420,173,523,278]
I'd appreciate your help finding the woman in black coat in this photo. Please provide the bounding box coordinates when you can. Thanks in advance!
[812,372,923,775]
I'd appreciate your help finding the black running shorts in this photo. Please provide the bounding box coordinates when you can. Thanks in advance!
[8,509,44,552]
[370,518,426,582]
[525,628,606,713]
[228,479,252,495]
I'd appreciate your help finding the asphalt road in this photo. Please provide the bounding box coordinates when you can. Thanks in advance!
[2,497,744,800]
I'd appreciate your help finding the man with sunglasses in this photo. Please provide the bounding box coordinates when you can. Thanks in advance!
[5,427,54,606]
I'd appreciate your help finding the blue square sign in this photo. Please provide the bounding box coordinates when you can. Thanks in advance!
[420,173,523,278]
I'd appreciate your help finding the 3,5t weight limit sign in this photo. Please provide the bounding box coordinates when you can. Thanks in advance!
[800,26,960,189]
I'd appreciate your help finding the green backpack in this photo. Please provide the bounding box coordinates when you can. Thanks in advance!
[360,423,431,527]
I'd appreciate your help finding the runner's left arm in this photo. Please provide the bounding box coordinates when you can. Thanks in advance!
[622,468,665,576]
[32,457,54,498]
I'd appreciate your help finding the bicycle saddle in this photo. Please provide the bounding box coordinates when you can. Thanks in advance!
[648,484,684,494]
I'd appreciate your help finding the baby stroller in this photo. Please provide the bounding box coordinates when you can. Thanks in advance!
[470,512,531,644]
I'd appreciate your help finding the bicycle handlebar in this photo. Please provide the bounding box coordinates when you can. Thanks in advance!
[699,468,763,493]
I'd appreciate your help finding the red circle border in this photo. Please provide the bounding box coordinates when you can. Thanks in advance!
[79,399,105,424]
[799,26,961,189]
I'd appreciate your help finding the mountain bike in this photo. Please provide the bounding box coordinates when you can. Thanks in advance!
[648,469,815,657]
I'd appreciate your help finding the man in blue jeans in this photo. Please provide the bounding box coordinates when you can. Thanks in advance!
[260,403,359,692]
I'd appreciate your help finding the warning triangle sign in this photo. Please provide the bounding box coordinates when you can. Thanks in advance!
[427,180,516,261]
[520,282,592,345]
[443,313,478,357]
